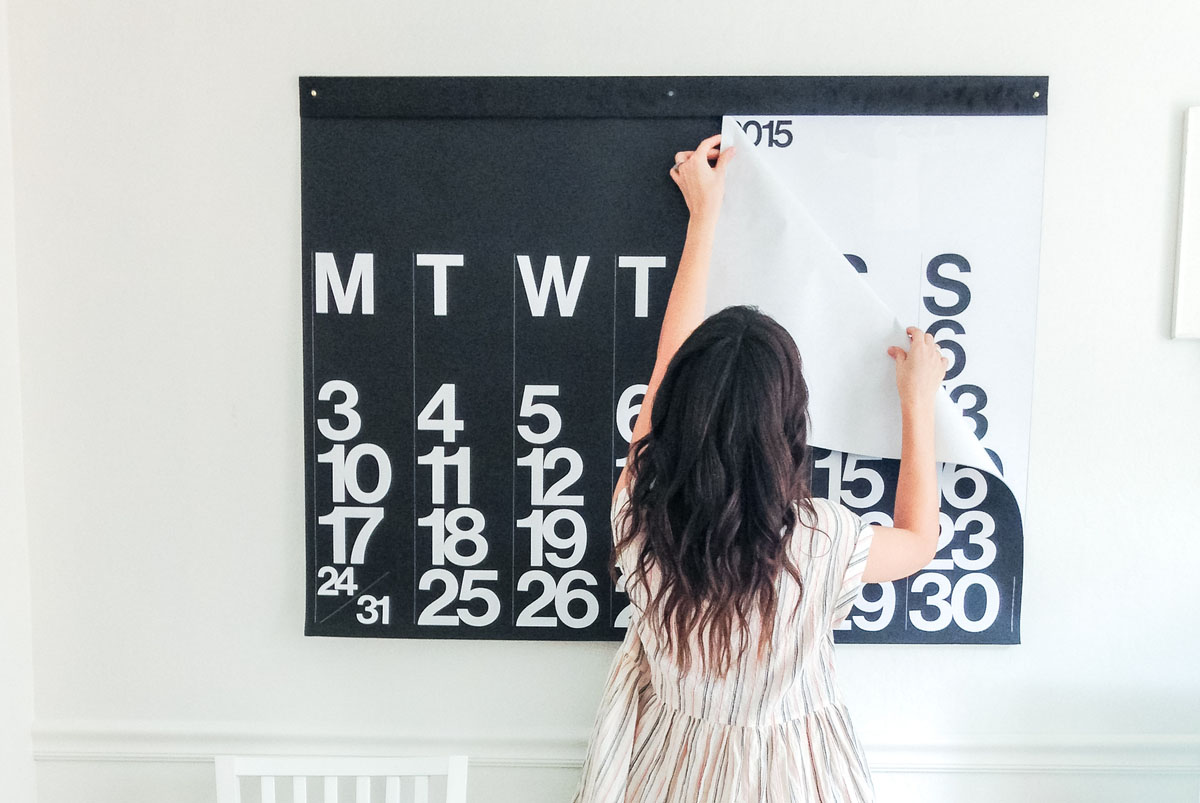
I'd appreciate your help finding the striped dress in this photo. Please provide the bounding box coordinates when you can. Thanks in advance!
[572,487,875,803]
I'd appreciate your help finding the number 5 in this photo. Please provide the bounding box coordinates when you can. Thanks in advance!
[770,119,793,148]
[842,456,884,508]
[518,385,562,444]
[458,571,501,626]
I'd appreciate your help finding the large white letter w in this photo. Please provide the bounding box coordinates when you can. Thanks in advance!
[516,254,590,317]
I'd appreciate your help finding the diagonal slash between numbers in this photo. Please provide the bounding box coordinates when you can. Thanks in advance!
[320,571,393,624]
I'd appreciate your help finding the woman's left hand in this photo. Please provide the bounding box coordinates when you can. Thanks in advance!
[670,134,735,222]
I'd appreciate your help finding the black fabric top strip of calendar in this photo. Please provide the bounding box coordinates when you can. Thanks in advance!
[298,76,1049,119]
[300,76,1040,643]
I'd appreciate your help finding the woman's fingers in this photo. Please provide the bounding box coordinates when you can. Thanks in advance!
[674,147,723,171]
[893,325,947,406]
[669,134,729,218]
[715,145,736,172]
[696,133,722,154]
[676,135,722,170]
[905,326,936,351]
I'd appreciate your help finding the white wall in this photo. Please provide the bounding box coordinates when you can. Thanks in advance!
[5,0,1198,801]
[0,0,37,798]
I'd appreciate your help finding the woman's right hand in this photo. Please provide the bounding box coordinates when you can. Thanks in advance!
[887,327,949,411]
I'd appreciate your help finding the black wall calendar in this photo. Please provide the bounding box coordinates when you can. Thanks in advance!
[301,76,1046,643]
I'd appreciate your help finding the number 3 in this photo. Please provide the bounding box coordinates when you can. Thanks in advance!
[317,380,361,442]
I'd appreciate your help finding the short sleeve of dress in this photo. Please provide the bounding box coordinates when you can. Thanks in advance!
[829,502,875,627]
[611,484,636,578]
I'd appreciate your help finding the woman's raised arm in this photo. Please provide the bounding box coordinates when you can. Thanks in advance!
[861,328,948,583]
[614,134,735,503]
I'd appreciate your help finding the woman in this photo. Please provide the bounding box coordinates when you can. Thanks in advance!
[572,134,947,803]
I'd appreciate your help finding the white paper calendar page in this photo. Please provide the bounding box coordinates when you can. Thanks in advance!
[709,113,1045,642]
[300,76,1047,644]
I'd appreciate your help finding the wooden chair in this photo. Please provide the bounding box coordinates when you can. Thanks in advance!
[214,755,469,803]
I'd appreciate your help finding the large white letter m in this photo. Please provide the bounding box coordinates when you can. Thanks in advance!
[315,252,374,315]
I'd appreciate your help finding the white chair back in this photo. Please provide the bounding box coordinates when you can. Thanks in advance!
[214,755,469,803]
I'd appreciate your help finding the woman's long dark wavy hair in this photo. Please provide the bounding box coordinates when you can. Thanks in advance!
[613,305,819,676]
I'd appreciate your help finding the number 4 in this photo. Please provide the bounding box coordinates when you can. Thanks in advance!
[418,384,465,443]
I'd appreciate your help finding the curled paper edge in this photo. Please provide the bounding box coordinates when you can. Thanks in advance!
[706,120,1000,477]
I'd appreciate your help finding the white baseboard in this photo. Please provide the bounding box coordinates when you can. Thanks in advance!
[33,721,587,770]
[31,720,1200,776]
